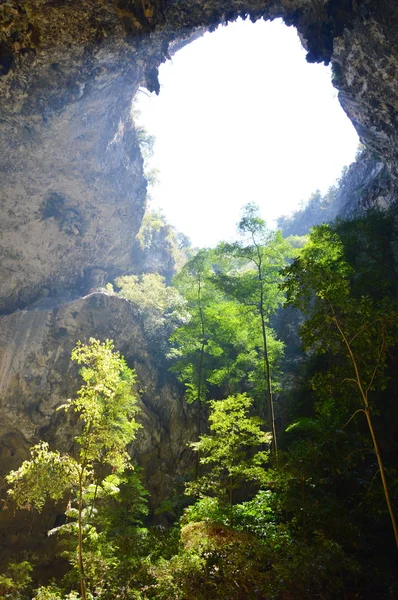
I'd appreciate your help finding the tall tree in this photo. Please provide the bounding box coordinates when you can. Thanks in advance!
[186,393,270,526]
[282,224,398,550]
[7,339,141,599]
[213,203,293,454]
[170,249,284,433]
[170,250,214,428]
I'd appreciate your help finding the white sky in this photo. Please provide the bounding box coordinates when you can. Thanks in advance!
[135,18,359,248]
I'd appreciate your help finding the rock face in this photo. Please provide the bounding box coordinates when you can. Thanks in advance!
[0,0,398,563]
[0,291,195,563]
[0,291,194,480]
[279,150,395,236]
[334,1,398,179]
[0,1,148,313]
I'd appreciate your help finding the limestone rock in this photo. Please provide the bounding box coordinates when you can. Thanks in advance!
[0,291,194,489]
[0,291,195,561]
[333,0,398,179]
[279,150,395,236]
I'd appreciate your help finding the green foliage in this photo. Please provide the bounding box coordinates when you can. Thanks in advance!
[282,223,398,549]
[88,469,149,557]
[182,491,277,541]
[334,209,398,300]
[186,394,270,521]
[170,249,217,405]
[170,231,287,415]
[145,496,359,600]
[285,233,309,249]
[282,224,397,406]
[182,496,226,524]
[7,209,398,599]
[136,126,155,161]
[33,586,84,600]
[276,170,343,236]
[62,338,141,473]
[232,491,276,538]
[134,119,158,189]
[6,442,77,511]
[170,277,280,404]
[0,562,33,599]
[7,339,141,600]
[264,533,360,600]
[214,204,293,318]
[146,521,271,600]
[114,273,187,342]
[135,210,166,250]
[134,209,190,272]
[144,551,205,600]
[211,203,293,451]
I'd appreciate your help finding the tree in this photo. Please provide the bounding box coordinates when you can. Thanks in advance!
[170,250,218,429]
[186,393,270,526]
[213,203,293,454]
[282,224,398,550]
[7,339,141,599]
[0,561,33,599]
[111,272,187,352]
[170,249,284,451]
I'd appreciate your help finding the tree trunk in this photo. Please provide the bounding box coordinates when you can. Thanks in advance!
[260,304,278,455]
[77,475,87,600]
[334,315,398,550]
[229,477,234,527]
[254,239,278,455]
[195,273,206,479]
[364,405,398,550]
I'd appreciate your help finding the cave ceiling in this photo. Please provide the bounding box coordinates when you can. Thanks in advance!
[0,0,397,310]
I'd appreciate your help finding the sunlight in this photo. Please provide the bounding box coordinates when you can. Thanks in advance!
[135,18,359,247]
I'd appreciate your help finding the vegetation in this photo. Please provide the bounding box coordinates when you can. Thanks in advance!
[282,223,398,548]
[110,272,187,353]
[186,393,270,525]
[276,162,353,236]
[2,207,398,599]
[7,339,141,600]
[212,203,293,453]
[134,209,191,275]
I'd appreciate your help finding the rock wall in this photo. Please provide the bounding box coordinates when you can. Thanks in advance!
[0,291,196,564]
[279,150,395,236]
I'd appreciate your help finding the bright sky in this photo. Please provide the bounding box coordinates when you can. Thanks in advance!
[135,18,359,248]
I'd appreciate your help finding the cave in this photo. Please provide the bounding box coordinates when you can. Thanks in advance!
[0,0,397,313]
[0,0,397,583]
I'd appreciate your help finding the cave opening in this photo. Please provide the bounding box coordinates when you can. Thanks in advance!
[0,2,398,593]
[134,18,359,247]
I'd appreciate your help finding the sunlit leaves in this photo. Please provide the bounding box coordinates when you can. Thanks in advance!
[213,204,294,316]
[6,339,143,598]
[169,211,290,411]
[7,442,78,512]
[186,394,271,505]
[62,338,141,472]
[114,273,187,325]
